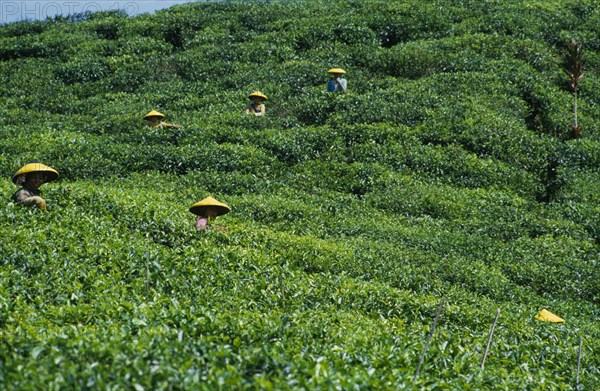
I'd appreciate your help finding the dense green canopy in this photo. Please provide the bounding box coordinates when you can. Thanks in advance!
[0,0,598,389]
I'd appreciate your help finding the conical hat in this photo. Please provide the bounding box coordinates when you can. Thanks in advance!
[327,68,346,74]
[189,196,231,216]
[12,161,59,184]
[143,110,165,120]
[535,309,565,323]
[248,91,268,100]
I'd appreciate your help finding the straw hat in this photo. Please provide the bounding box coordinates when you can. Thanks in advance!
[12,161,59,184]
[189,196,231,217]
[534,309,565,323]
[248,91,268,101]
[143,110,165,120]
[327,68,346,74]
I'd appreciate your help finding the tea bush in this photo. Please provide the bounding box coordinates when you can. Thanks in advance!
[0,0,599,389]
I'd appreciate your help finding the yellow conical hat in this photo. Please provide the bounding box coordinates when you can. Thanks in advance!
[328,68,346,74]
[189,196,231,217]
[143,110,165,120]
[535,309,565,323]
[248,91,268,101]
[12,161,59,184]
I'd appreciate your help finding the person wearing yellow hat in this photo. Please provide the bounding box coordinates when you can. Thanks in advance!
[11,160,59,209]
[327,68,347,93]
[143,110,182,129]
[189,196,230,232]
[245,91,267,116]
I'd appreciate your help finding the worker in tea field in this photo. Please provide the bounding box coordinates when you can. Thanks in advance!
[11,161,59,209]
[327,68,347,93]
[190,196,230,232]
[143,110,182,129]
[245,91,267,116]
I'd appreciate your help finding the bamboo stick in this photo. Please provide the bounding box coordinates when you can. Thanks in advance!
[576,336,583,390]
[413,298,445,382]
[480,308,501,372]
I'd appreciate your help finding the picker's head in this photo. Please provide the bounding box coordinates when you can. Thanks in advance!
[189,196,230,218]
[12,161,59,187]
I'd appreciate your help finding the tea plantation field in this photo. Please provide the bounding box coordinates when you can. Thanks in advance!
[0,0,599,389]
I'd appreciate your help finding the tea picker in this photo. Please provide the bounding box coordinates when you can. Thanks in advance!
[11,160,59,210]
[245,91,268,116]
[143,109,182,129]
[327,68,347,93]
[190,196,230,232]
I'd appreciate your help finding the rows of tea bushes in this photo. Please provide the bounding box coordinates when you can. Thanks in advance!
[0,0,599,389]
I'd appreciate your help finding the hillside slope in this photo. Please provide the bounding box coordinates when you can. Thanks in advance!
[0,0,599,389]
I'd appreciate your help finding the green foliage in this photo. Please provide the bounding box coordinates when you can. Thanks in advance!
[0,0,599,389]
